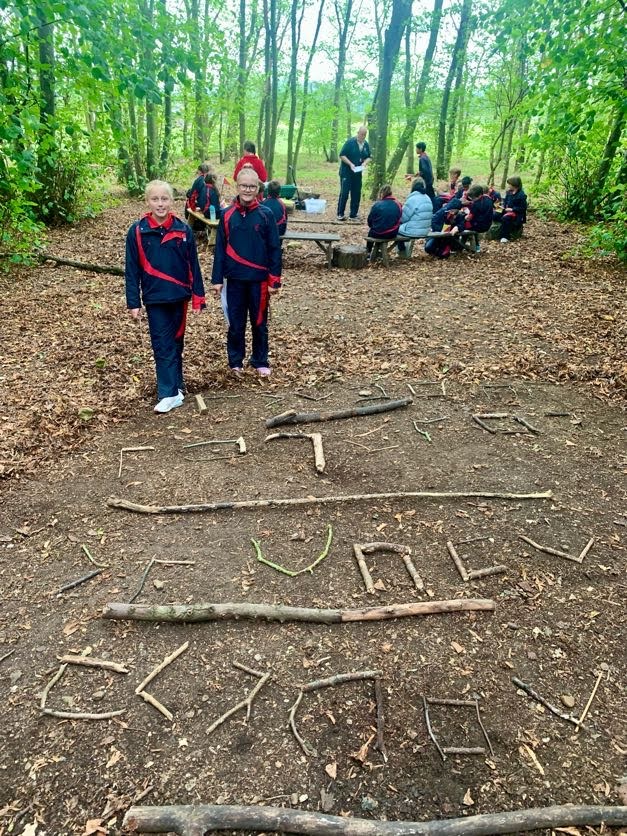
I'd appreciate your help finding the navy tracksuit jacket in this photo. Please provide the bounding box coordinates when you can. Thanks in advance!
[495,188,527,238]
[211,198,282,369]
[125,212,206,398]
[262,196,287,236]
[367,196,402,240]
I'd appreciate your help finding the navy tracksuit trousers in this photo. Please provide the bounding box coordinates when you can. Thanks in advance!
[225,279,269,369]
[337,172,363,218]
[146,302,186,397]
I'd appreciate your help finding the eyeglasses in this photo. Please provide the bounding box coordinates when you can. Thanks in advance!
[238,184,258,191]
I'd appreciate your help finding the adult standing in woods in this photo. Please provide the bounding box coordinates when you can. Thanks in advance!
[410,142,436,206]
[337,126,372,221]
[211,168,282,378]
[233,140,268,185]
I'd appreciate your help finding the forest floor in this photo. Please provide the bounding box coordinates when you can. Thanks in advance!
[0,190,625,836]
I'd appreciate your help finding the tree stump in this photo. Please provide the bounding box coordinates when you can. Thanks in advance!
[487,223,524,242]
[332,245,368,269]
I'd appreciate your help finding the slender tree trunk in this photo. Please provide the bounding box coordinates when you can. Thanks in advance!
[286,0,305,182]
[403,25,413,175]
[534,146,546,185]
[369,0,413,199]
[158,0,172,174]
[238,0,247,149]
[514,117,530,170]
[266,0,279,176]
[329,0,354,163]
[182,86,189,157]
[35,4,56,209]
[385,0,443,182]
[435,0,472,179]
[106,101,135,188]
[127,92,144,182]
[596,97,625,195]
[500,119,516,189]
[293,0,326,179]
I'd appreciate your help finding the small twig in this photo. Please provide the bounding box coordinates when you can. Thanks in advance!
[519,535,579,562]
[423,695,446,761]
[195,394,207,414]
[544,411,570,417]
[512,677,581,727]
[233,661,264,678]
[138,690,173,722]
[153,559,196,566]
[447,541,469,582]
[288,690,315,756]
[354,423,388,438]
[293,391,332,402]
[575,670,604,733]
[374,676,388,762]
[426,698,475,706]
[252,525,333,577]
[81,543,109,568]
[441,746,485,755]
[135,641,189,695]
[40,663,68,709]
[475,699,494,756]
[513,415,541,434]
[374,382,389,399]
[577,537,595,564]
[42,707,125,720]
[353,543,375,593]
[183,437,246,453]
[0,649,16,665]
[302,670,381,693]
[412,421,431,443]
[58,569,103,594]
[118,446,154,478]
[265,432,325,473]
[467,565,508,580]
[59,655,129,674]
[413,416,449,424]
[206,668,271,734]
[476,412,509,419]
[472,415,497,434]
[406,383,416,396]
[128,557,156,604]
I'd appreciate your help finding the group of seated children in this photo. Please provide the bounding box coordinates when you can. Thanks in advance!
[367,171,527,259]
[185,161,288,237]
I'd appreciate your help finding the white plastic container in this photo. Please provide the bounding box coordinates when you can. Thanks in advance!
[304,198,327,214]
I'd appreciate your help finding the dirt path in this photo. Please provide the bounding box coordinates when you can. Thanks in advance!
[0,200,625,835]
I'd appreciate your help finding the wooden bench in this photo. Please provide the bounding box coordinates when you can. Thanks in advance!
[366,230,480,265]
[281,230,341,267]
[186,209,220,248]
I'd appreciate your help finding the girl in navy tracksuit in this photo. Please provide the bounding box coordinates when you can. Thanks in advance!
[494,176,527,241]
[211,169,282,377]
[366,185,402,255]
[262,179,287,236]
[184,163,210,218]
[126,180,206,413]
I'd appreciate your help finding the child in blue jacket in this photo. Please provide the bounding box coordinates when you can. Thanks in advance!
[125,180,206,413]
[494,176,527,242]
[263,180,288,236]
[211,168,282,378]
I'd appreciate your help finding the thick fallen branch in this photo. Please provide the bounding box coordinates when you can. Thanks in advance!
[102,598,495,624]
[122,803,627,835]
[41,253,124,275]
[107,488,553,516]
[265,397,413,428]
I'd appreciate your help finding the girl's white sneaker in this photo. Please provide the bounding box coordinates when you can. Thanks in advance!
[154,394,184,413]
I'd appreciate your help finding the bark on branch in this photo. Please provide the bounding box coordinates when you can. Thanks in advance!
[122,802,627,835]
[107,489,553,516]
[265,397,413,428]
[103,598,495,624]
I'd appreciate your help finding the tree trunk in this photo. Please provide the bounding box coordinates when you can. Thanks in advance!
[596,96,625,196]
[513,117,530,170]
[127,91,144,182]
[238,0,247,149]
[292,0,326,180]
[329,0,354,163]
[435,0,472,179]
[369,0,413,199]
[35,4,56,209]
[385,0,443,182]
[499,119,516,190]
[158,0,172,175]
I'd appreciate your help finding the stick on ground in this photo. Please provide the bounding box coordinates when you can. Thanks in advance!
[135,641,189,695]
[265,432,326,473]
[512,677,581,727]
[206,665,271,736]
[103,598,496,624]
[118,445,155,479]
[265,397,413,428]
[122,803,627,835]
[107,488,553,516]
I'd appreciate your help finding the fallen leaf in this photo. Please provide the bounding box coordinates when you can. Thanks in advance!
[373,578,386,590]
[462,789,474,806]
[451,641,465,654]
[82,820,106,836]
[520,743,544,775]
[325,762,337,779]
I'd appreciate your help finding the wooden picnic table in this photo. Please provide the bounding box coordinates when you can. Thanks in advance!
[281,230,341,267]
[186,209,220,247]
[366,230,480,265]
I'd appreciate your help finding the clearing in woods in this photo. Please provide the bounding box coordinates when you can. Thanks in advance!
[0,193,625,835]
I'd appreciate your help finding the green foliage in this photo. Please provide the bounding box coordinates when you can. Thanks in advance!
[33,143,90,225]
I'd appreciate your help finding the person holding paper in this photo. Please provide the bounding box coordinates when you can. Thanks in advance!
[337,126,372,221]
